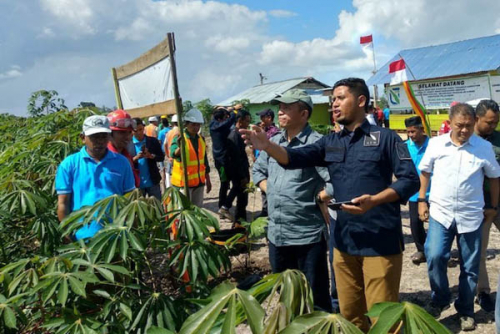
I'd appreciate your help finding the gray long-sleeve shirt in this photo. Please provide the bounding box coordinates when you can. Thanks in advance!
[253,124,332,246]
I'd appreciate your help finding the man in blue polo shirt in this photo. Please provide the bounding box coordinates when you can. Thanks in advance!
[405,116,430,264]
[56,115,136,241]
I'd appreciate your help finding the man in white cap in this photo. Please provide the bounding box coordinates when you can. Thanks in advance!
[145,116,159,138]
[55,115,136,241]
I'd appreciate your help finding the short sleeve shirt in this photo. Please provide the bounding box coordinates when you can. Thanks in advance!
[55,147,136,240]
[419,133,500,232]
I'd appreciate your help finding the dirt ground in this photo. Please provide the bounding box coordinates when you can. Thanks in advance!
[200,136,500,333]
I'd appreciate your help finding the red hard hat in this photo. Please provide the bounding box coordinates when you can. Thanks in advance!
[107,109,135,131]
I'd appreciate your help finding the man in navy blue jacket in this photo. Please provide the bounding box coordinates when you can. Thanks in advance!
[209,107,235,219]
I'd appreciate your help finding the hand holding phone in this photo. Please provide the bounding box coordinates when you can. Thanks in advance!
[327,201,360,211]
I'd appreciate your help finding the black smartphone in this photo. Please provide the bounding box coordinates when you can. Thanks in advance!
[141,144,146,153]
[327,201,360,210]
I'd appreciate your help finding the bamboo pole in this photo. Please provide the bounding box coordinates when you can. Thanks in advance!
[371,41,379,107]
[398,53,432,134]
[111,68,124,109]
[167,33,190,199]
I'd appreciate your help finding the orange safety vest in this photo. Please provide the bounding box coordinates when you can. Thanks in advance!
[171,134,206,188]
[166,127,179,163]
[145,124,158,138]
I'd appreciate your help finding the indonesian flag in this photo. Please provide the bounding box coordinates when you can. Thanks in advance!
[360,35,373,45]
[389,59,407,85]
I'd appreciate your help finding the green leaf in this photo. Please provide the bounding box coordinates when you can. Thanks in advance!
[104,235,118,263]
[147,326,175,334]
[57,278,68,306]
[68,276,86,297]
[96,267,114,282]
[367,303,404,334]
[119,232,129,260]
[92,289,111,299]
[128,231,145,251]
[281,312,363,334]
[179,283,235,334]
[220,294,236,334]
[3,306,17,329]
[99,264,130,276]
[120,302,132,321]
[237,289,265,334]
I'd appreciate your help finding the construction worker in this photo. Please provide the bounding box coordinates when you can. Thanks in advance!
[164,115,180,188]
[170,108,211,207]
[107,109,140,188]
[158,115,170,132]
[158,116,171,193]
[145,116,159,138]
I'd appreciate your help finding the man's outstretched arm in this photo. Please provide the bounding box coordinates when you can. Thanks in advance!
[240,125,289,165]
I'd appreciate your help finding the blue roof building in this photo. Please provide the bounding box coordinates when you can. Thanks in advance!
[368,34,500,85]
[368,34,500,110]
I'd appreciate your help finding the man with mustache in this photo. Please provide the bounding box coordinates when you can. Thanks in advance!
[56,115,136,241]
[241,78,420,331]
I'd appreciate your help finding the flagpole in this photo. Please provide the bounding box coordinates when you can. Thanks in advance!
[398,53,432,135]
[371,40,378,107]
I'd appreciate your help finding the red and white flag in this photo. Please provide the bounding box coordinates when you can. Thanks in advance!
[360,35,373,45]
[389,58,407,85]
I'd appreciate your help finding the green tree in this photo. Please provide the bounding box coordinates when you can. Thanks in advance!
[195,98,213,124]
[378,96,389,109]
[27,90,67,117]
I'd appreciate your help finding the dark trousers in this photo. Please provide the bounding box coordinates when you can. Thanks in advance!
[384,119,390,128]
[328,217,339,311]
[269,239,332,312]
[215,161,230,209]
[224,176,248,222]
[409,201,427,252]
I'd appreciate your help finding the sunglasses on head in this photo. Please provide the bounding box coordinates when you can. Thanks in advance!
[111,118,137,130]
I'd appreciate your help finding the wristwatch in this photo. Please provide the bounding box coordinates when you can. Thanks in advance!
[417,198,427,203]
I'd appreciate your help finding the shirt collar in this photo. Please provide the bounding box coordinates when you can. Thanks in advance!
[132,136,145,144]
[445,132,477,147]
[340,119,371,137]
[409,136,429,149]
[280,123,312,144]
[81,146,113,162]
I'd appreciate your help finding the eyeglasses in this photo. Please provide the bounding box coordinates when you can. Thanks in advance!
[111,118,137,130]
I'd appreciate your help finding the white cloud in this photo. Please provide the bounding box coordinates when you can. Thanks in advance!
[334,0,500,47]
[0,67,22,80]
[269,9,297,18]
[40,0,96,35]
[2,0,500,115]
[205,35,251,54]
[37,27,56,39]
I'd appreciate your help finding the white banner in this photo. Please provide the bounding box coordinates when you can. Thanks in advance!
[118,56,174,110]
[491,75,500,103]
[386,75,496,110]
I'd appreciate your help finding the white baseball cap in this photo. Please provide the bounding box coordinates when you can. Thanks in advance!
[82,115,111,136]
[148,116,159,122]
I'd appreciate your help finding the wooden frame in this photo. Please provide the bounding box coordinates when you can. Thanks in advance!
[125,100,176,118]
[114,37,174,80]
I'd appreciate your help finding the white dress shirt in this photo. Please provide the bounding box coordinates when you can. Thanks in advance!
[419,133,500,233]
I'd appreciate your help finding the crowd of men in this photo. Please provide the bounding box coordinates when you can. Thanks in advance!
[56,77,500,332]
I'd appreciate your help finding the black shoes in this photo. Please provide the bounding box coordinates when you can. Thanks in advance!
[476,292,495,313]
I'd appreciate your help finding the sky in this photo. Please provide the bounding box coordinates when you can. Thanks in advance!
[1,0,500,116]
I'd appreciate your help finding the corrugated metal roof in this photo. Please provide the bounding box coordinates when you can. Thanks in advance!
[217,77,329,106]
[367,34,500,86]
